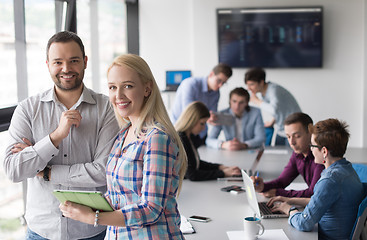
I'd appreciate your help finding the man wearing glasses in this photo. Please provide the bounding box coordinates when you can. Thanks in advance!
[171,63,233,146]
[252,112,324,198]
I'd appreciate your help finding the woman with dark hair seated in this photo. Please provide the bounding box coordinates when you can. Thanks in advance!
[175,101,241,181]
[268,118,364,239]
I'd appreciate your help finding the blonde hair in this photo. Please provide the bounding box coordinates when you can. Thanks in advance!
[107,54,187,193]
[175,101,210,133]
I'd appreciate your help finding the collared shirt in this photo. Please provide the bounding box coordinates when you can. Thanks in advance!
[289,159,364,239]
[105,124,184,239]
[263,151,324,197]
[260,82,301,133]
[170,76,219,138]
[235,117,243,140]
[4,86,120,240]
[206,106,265,149]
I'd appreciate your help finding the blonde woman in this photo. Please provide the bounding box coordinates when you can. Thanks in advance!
[60,54,187,239]
[175,101,241,181]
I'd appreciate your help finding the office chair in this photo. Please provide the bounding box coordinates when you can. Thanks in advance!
[350,183,367,240]
[353,163,367,183]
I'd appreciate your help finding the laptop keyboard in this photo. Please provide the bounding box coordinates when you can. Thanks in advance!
[258,202,286,216]
[258,202,274,215]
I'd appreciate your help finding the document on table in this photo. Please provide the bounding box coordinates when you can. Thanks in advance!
[285,182,308,191]
[227,229,289,240]
[180,215,195,234]
[264,149,289,155]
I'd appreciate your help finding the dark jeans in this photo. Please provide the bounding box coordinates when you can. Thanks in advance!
[265,127,274,146]
[265,127,288,146]
[26,228,106,240]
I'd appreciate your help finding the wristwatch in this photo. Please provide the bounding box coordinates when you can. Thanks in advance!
[288,206,298,215]
[43,166,51,181]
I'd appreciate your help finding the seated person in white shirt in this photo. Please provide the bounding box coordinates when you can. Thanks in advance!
[206,87,266,150]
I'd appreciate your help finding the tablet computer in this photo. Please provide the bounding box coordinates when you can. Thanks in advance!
[213,112,235,126]
[53,190,114,212]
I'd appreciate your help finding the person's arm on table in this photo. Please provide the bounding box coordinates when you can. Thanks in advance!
[251,175,265,192]
[262,154,300,197]
[221,138,248,151]
[272,179,336,232]
[288,179,336,231]
[206,124,223,149]
[186,160,224,181]
[267,196,310,209]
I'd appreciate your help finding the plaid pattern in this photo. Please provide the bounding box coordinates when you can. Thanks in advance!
[105,124,184,239]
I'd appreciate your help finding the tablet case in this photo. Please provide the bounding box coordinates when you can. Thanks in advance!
[53,190,114,212]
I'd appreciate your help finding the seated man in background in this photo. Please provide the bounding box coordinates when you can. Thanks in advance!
[206,87,265,150]
[171,63,233,147]
[245,68,301,145]
[252,112,324,197]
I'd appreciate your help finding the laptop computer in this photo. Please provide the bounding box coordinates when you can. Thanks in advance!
[247,146,265,177]
[222,147,265,179]
[165,70,191,91]
[241,169,288,219]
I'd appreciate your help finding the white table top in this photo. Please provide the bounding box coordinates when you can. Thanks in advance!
[177,146,318,240]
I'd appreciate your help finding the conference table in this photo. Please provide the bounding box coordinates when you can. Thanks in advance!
[176,145,366,240]
[177,146,367,240]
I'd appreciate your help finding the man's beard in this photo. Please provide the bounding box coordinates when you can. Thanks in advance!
[54,72,83,91]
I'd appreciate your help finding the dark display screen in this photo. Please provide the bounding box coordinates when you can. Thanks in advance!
[217,7,323,68]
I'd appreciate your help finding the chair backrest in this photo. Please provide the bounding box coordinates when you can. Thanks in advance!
[353,164,367,183]
[351,183,367,240]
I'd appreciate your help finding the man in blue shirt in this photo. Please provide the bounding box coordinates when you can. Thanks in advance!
[171,63,233,146]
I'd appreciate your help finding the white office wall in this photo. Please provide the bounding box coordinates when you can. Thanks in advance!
[139,0,367,148]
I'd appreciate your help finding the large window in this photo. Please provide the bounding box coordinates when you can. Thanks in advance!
[0,1,128,238]
[0,0,17,108]
[77,0,126,94]
[25,0,56,96]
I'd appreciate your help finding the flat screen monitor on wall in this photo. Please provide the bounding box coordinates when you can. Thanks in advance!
[217,6,323,68]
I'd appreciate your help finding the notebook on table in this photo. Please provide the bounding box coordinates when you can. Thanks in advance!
[241,169,288,219]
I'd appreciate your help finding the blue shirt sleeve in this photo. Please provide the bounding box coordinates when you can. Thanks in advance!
[288,177,340,231]
[206,124,224,149]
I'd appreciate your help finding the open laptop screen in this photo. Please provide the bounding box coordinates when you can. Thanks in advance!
[165,70,191,91]
[248,146,265,176]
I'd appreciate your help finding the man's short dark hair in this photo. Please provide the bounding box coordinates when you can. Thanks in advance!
[284,112,313,132]
[229,87,250,112]
[46,31,85,60]
[212,63,233,78]
[244,68,266,84]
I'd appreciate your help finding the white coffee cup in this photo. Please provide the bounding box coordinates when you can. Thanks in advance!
[243,216,265,240]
